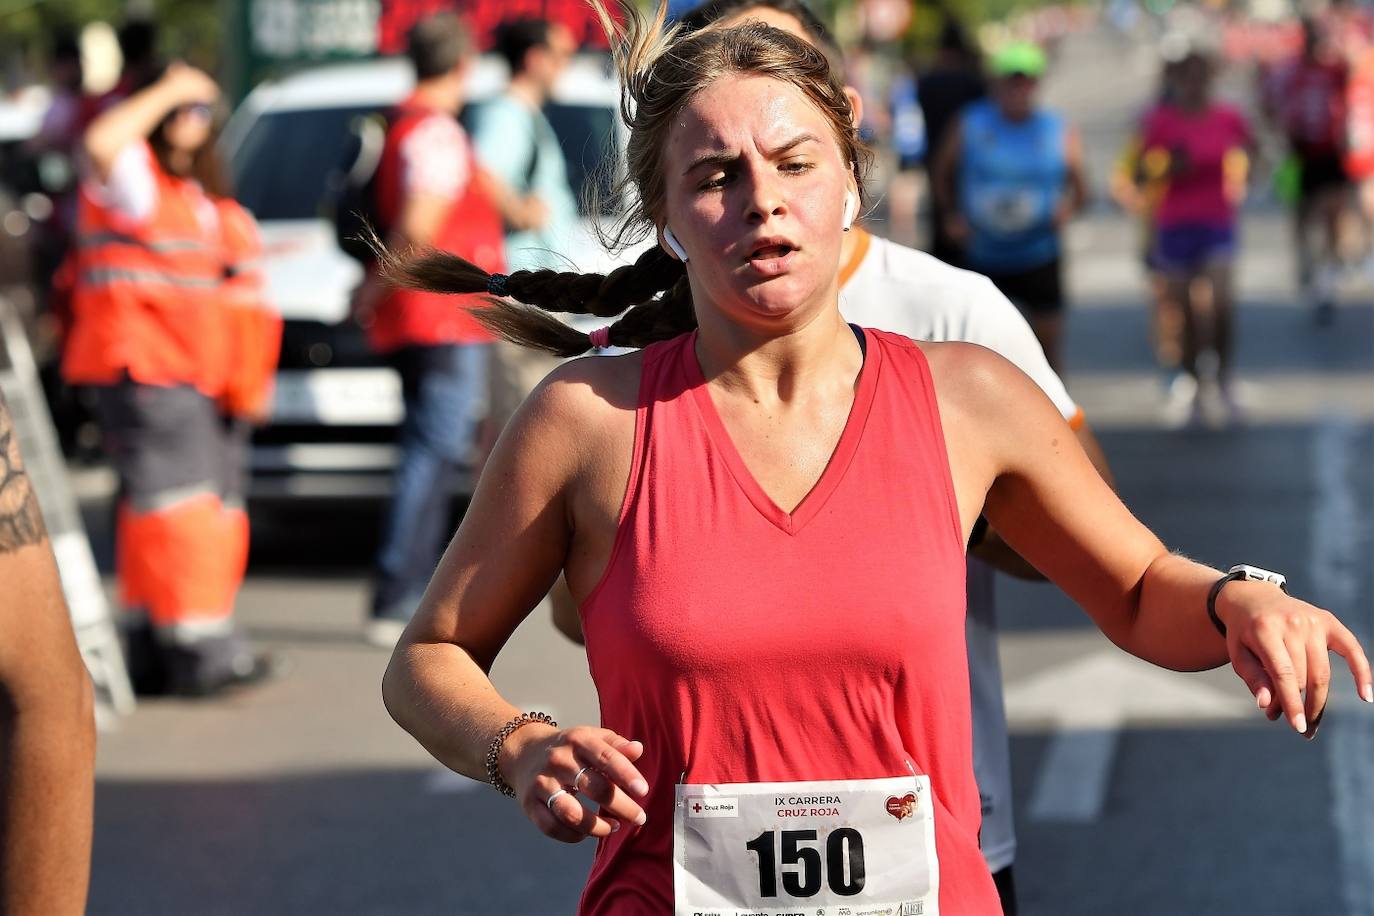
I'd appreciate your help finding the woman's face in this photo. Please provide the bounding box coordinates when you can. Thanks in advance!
[660,72,854,333]
[163,103,213,154]
[1177,57,1211,105]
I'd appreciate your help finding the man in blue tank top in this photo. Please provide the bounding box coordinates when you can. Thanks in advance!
[932,42,1087,372]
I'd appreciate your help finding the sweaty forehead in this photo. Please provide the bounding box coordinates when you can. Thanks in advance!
[667,73,833,167]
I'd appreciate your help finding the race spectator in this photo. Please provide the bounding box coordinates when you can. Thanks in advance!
[470,17,579,459]
[351,14,505,647]
[64,63,271,696]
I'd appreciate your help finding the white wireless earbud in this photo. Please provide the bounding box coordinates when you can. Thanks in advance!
[841,191,857,232]
[663,226,689,262]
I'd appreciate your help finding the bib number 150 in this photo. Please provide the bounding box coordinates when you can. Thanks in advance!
[744,828,866,898]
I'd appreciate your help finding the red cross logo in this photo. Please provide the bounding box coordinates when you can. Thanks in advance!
[693,803,702,813]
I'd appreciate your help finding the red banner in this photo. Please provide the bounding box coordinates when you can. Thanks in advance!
[378,0,624,54]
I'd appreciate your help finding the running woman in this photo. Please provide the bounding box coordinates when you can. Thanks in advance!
[932,41,1088,372]
[1139,45,1254,426]
[380,7,1372,915]
[1265,17,1352,323]
[557,4,1113,911]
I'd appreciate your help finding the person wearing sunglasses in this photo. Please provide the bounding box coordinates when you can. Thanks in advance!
[63,63,275,697]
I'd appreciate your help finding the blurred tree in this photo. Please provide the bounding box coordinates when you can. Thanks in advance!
[1,0,224,82]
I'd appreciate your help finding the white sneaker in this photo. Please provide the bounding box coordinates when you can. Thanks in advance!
[364,618,407,649]
[1162,373,1200,428]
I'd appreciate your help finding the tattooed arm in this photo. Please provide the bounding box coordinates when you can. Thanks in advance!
[0,391,94,915]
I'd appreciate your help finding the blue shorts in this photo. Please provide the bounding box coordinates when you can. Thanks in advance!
[1153,223,1237,273]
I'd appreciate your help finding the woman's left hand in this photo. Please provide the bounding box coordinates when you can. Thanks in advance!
[1217,581,1373,738]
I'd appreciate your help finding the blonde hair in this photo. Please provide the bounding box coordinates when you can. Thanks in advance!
[378,0,869,356]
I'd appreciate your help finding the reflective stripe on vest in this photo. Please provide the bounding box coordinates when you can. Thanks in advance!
[78,267,223,290]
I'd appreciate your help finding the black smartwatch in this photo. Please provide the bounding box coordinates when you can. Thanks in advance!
[1207,564,1288,637]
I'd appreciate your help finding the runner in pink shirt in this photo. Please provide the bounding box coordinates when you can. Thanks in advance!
[1140,46,1254,426]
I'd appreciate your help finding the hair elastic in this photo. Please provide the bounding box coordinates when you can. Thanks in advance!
[486,273,510,297]
[589,326,612,349]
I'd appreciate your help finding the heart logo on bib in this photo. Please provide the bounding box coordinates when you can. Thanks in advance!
[885,792,918,821]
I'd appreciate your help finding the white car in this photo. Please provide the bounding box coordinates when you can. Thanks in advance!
[221,54,632,501]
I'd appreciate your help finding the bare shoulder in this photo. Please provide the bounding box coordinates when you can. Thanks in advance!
[522,350,642,434]
[915,339,1025,403]
[916,339,1064,429]
[493,349,643,484]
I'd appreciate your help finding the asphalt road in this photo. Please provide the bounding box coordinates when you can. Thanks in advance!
[81,24,1374,916]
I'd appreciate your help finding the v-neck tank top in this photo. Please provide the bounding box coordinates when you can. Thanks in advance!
[577,328,1000,914]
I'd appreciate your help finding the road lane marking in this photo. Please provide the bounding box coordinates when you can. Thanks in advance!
[1006,651,1247,822]
[1312,414,1374,916]
[425,769,483,795]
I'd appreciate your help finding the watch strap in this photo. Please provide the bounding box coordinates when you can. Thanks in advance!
[1206,570,1245,637]
[1207,565,1290,638]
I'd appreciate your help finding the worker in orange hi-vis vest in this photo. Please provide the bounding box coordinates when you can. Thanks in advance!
[62,62,274,697]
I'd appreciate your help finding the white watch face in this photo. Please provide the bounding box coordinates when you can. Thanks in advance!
[1232,564,1287,588]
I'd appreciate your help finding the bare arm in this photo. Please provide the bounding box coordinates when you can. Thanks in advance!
[382,360,649,842]
[82,63,217,182]
[972,417,1114,581]
[0,393,94,915]
[930,343,1372,734]
[475,167,549,234]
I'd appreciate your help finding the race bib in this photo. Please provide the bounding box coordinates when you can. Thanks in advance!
[673,775,939,916]
[968,186,1043,235]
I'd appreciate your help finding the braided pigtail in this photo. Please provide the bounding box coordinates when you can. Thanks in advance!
[503,246,685,319]
[599,276,697,350]
[374,231,694,357]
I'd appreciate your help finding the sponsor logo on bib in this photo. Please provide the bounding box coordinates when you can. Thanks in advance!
[884,793,918,821]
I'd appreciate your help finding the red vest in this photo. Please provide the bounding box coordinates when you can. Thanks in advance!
[63,144,229,394]
[369,100,502,352]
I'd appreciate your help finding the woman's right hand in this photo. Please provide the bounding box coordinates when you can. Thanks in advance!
[161,61,220,108]
[498,725,650,843]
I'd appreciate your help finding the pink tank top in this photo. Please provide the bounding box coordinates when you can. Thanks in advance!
[577,328,1000,914]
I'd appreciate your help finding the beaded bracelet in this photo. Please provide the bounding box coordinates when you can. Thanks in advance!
[484,711,557,797]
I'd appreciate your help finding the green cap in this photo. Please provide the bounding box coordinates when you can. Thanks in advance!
[991,42,1047,78]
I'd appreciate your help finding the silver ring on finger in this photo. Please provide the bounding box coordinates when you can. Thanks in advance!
[573,766,595,791]
[546,787,573,811]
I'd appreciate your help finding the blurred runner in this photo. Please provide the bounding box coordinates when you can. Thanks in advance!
[1140,46,1254,427]
[1266,18,1351,323]
[1111,41,1186,391]
[0,391,95,914]
[918,20,987,266]
[350,15,504,647]
[470,17,579,462]
[62,63,272,697]
[933,42,1088,372]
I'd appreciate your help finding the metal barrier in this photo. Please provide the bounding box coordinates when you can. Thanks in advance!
[0,297,134,722]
